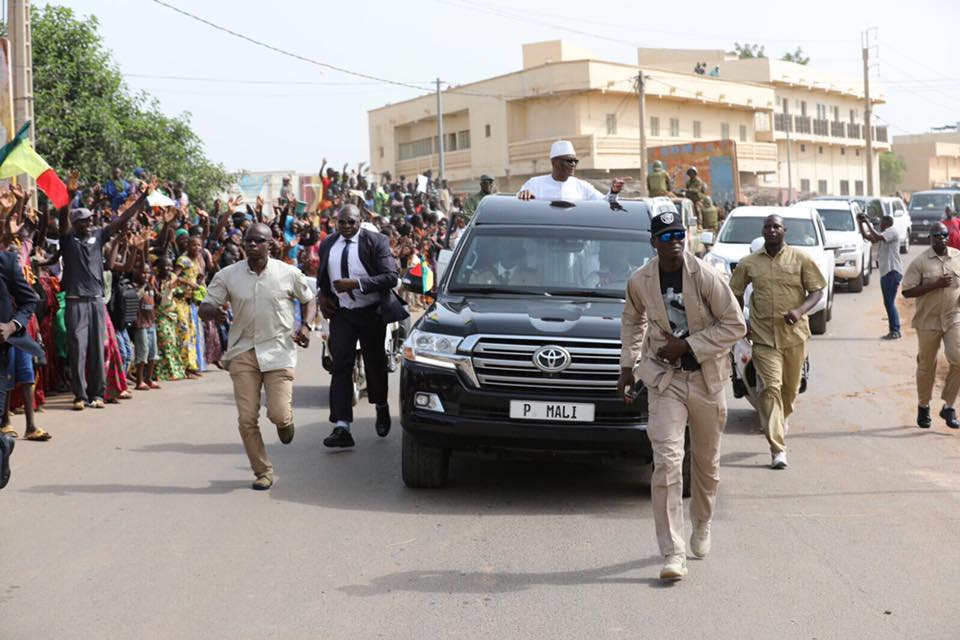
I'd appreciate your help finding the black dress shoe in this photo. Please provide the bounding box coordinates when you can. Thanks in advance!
[917,406,932,429]
[324,427,355,448]
[375,404,391,437]
[0,435,14,490]
[940,406,960,429]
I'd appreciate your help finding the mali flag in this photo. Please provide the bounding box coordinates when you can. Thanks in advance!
[407,256,434,293]
[0,121,69,208]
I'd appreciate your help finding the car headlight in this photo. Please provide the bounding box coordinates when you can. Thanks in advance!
[402,329,478,385]
[705,252,729,274]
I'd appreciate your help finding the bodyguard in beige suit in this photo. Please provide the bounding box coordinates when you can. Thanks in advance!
[618,210,746,582]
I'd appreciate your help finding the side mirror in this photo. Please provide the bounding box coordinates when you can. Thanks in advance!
[700,231,715,246]
[436,249,453,281]
[824,243,841,252]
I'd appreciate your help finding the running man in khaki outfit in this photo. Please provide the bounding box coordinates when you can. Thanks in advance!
[729,214,826,469]
[200,223,317,490]
[901,222,960,430]
[618,210,746,582]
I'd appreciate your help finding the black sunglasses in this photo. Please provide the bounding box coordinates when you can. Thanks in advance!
[244,237,269,244]
[559,157,579,166]
[337,219,358,226]
[931,232,949,239]
[657,230,686,243]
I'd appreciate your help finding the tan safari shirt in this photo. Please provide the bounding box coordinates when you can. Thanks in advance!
[729,244,827,349]
[901,246,960,331]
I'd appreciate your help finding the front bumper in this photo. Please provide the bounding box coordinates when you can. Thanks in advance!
[833,260,860,279]
[400,361,652,459]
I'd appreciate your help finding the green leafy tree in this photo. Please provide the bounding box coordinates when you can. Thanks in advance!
[9,5,231,204]
[781,47,810,65]
[879,152,907,194]
[733,43,766,59]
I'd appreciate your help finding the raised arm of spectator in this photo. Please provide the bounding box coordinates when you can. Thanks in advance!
[58,169,81,238]
[105,190,149,238]
[196,207,211,241]
[35,200,49,246]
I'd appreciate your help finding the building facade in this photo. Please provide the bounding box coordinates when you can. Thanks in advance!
[892,131,960,193]
[368,41,889,201]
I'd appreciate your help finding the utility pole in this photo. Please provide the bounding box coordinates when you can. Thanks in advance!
[636,71,648,196]
[7,0,35,197]
[862,31,874,196]
[435,78,445,182]
[785,116,793,203]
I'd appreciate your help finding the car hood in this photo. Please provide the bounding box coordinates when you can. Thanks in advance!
[909,211,943,222]
[420,295,625,340]
[824,230,862,247]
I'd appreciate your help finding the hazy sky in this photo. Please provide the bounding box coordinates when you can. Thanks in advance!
[39,0,959,173]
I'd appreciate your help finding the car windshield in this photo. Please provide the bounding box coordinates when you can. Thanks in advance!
[815,209,856,231]
[717,217,820,246]
[910,193,952,211]
[448,227,654,296]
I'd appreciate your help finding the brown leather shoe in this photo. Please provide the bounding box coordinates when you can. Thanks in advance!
[252,475,273,491]
[277,423,295,445]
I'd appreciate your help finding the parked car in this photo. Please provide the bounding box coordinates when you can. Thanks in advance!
[399,196,691,491]
[908,190,960,244]
[813,195,910,254]
[805,200,871,292]
[701,205,836,334]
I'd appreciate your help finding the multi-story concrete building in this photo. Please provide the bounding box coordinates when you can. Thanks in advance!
[368,41,889,201]
[892,130,960,193]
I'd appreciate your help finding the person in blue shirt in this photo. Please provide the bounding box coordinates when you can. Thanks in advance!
[103,167,130,211]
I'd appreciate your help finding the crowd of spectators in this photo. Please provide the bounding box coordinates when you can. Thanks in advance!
[0,162,464,440]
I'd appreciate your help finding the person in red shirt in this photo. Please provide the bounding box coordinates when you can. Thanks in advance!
[944,207,960,250]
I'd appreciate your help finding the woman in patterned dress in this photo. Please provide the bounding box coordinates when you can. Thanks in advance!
[154,257,186,381]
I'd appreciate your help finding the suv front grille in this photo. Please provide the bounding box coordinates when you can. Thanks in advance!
[471,336,622,397]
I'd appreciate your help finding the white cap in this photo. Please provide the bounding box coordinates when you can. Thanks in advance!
[549,140,576,158]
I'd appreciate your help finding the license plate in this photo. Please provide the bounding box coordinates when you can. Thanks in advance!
[509,400,595,422]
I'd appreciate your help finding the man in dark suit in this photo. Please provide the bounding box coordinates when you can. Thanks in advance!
[317,204,408,448]
[0,249,40,489]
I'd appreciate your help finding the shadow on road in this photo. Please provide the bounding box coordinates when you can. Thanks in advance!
[338,556,669,595]
[21,480,250,496]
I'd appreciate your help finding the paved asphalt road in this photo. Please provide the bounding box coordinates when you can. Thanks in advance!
[3,246,959,639]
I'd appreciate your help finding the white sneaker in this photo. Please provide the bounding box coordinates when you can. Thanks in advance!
[660,554,688,581]
[771,451,788,469]
[690,521,712,558]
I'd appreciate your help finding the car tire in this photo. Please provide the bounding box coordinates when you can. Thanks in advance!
[863,259,871,287]
[401,430,450,489]
[825,284,834,323]
[810,308,827,335]
[848,269,864,293]
[900,233,910,255]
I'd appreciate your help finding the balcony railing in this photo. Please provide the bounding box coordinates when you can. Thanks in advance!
[774,113,793,132]
[875,126,888,143]
[830,121,845,137]
[812,119,829,136]
[847,123,862,139]
[794,116,812,134]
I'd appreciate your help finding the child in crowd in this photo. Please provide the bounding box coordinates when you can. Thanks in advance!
[132,262,160,390]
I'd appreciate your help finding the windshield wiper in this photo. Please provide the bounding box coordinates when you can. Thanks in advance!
[548,290,624,299]
[447,286,550,296]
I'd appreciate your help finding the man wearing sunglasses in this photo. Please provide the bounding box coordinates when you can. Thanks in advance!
[201,223,318,491]
[902,222,960,430]
[618,210,746,582]
[316,204,408,448]
[516,140,627,202]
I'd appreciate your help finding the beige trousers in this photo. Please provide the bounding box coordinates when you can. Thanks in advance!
[916,327,960,407]
[752,342,806,455]
[228,349,294,479]
[647,369,726,557]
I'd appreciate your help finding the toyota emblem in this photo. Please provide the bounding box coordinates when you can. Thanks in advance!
[533,345,572,373]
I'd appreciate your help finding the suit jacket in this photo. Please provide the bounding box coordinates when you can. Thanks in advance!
[317,229,408,323]
[0,251,38,331]
[619,251,746,394]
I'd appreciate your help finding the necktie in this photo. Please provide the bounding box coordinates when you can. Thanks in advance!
[340,238,356,300]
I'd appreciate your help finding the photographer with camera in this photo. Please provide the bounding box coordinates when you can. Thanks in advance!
[857,211,903,340]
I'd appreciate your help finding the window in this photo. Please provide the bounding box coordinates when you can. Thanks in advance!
[855,149,860,157]
[446,132,458,151]
[818,146,823,154]
[457,129,471,150]
[818,180,828,195]
[816,103,827,120]
[840,180,850,195]
[840,147,845,156]
[739,124,747,142]
[398,136,434,160]
[800,144,806,152]
[606,113,618,135]
[378,146,384,158]
[833,106,840,121]
[718,217,820,247]
[721,123,730,140]
[693,120,702,138]
[650,116,660,136]
[855,180,864,195]
[670,118,680,137]
[485,124,491,138]
[800,178,811,192]
[800,101,808,116]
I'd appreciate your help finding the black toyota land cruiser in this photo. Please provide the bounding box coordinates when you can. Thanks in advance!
[399,196,690,489]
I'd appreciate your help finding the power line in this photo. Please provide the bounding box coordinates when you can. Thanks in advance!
[124,73,435,87]
[150,0,437,93]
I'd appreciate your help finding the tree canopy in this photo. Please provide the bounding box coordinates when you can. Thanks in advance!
[781,47,810,65]
[7,4,231,204]
[733,43,766,59]
[879,152,907,194]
